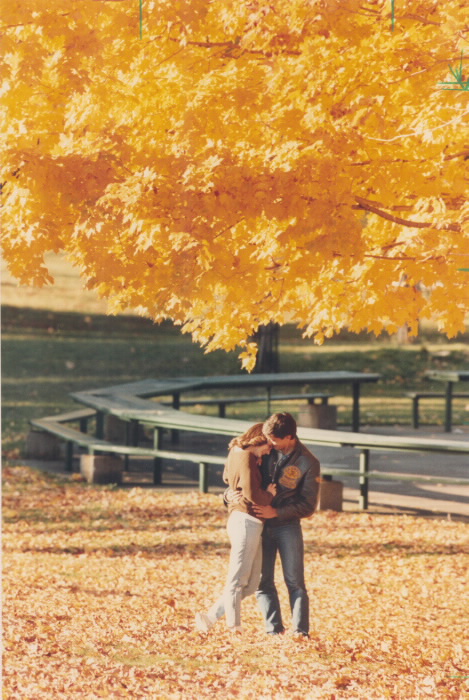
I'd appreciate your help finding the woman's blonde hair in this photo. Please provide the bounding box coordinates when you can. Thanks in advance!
[228,422,268,450]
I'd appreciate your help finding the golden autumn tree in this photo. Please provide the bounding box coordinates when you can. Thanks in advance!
[2,0,469,367]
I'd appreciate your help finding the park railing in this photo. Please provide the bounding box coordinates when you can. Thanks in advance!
[28,377,469,510]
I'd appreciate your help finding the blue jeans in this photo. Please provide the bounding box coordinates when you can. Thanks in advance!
[256,520,309,635]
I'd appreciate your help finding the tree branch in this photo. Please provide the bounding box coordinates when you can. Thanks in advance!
[333,251,447,263]
[213,217,245,240]
[353,196,461,232]
[401,13,441,26]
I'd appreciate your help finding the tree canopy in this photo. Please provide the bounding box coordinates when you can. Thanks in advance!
[2,0,469,367]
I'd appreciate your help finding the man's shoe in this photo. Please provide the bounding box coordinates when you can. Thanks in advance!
[195,612,214,633]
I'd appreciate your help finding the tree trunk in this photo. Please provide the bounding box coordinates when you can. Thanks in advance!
[253,322,280,373]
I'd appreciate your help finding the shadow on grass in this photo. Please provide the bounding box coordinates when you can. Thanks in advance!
[5,538,466,558]
[4,542,230,557]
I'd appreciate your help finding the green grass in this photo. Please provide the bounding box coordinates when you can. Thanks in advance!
[2,253,469,451]
[1,306,240,454]
[2,303,469,456]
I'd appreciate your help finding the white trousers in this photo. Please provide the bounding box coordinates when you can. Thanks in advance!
[208,510,263,629]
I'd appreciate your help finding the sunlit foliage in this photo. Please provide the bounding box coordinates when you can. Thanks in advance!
[2,1,468,367]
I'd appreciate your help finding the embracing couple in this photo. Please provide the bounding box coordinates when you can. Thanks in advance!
[195,412,320,638]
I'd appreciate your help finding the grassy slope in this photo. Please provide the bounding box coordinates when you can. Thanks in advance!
[2,254,469,454]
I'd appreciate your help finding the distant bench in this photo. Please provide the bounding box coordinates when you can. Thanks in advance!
[29,412,226,491]
[28,397,469,509]
[29,409,341,494]
[406,391,469,429]
[162,392,332,417]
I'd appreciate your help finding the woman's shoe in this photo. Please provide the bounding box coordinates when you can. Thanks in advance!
[195,612,213,633]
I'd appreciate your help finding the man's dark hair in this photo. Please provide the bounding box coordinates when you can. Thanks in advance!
[263,412,297,439]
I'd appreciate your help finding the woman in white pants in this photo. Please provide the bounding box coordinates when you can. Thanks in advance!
[195,423,275,633]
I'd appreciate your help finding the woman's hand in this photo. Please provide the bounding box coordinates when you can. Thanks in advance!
[267,483,277,496]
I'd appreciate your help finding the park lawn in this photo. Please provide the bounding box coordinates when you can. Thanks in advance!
[3,465,469,699]
[2,303,469,457]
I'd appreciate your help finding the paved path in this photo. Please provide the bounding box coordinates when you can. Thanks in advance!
[17,424,469,521]
[309,425,469,519]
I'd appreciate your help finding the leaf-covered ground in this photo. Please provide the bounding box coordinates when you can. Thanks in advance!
[3,466,469,699]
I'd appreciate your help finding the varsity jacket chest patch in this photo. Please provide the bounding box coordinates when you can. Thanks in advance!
[279,465,302,489]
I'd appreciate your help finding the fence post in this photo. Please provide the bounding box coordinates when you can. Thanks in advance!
[96,412,104,439]
[65,441,74,472]
[412,396,419,429]
[199,462,208,493]
[171,393,180,443]
[153,428,162,485]
[359,449,369,510]
[445,382,454,433]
